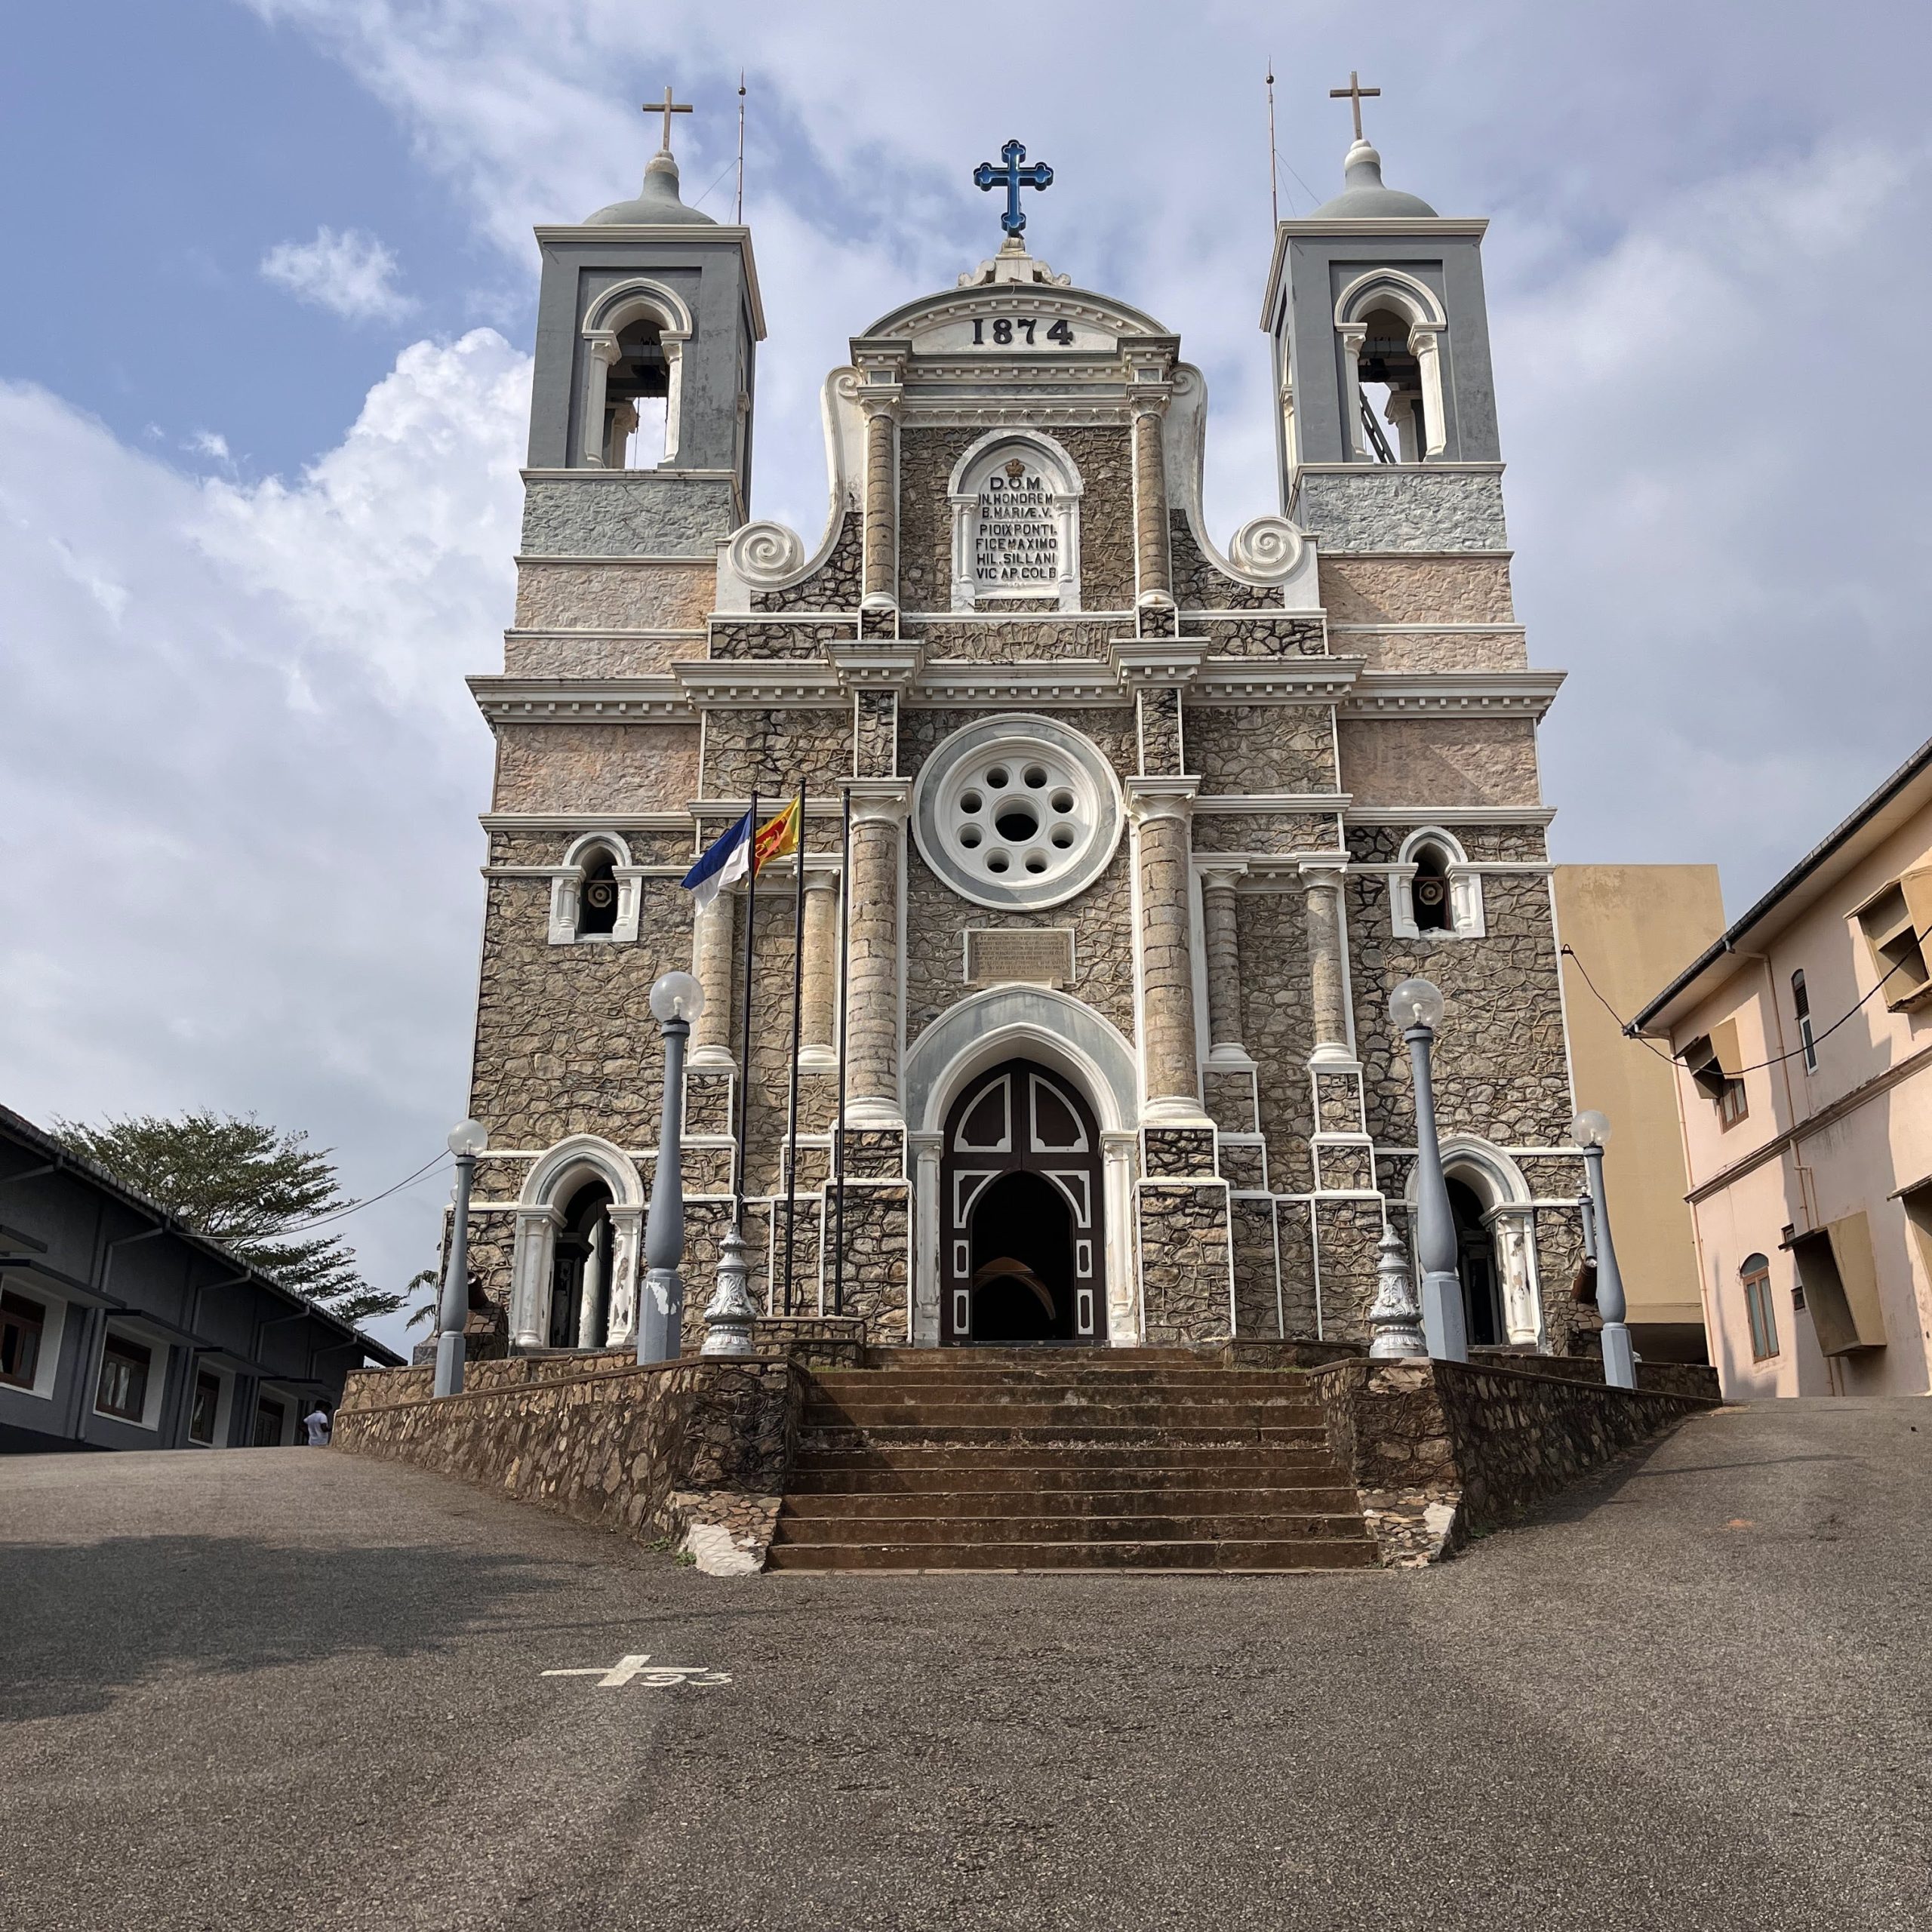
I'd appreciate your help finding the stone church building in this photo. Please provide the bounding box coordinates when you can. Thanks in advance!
[454,113,1593,1364]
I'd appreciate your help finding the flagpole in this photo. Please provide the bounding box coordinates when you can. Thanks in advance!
[735,789,758,1253]
[832,784,851,1317]
[781,784,807,1315]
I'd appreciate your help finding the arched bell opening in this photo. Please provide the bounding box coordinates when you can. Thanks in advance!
[577,846,620,937]
[940,1058,1103,1345]
[549,1178,614,1349]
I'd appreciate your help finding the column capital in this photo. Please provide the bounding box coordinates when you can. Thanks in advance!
[1297,854,1352,890]
[1125,776,1198,826]
[828,642,923,693]
[846,777,912,826]
[1110,638,1204,691]
[1197,862,1248,893]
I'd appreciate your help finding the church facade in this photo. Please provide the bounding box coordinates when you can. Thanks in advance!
[453,114,1594,1362]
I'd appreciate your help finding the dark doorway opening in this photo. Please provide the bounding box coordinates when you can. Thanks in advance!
[549,1179,613,1348]
[1448,1178,1503,1348]
[940,1059,1103,1343]
[970,1171,1075,1342]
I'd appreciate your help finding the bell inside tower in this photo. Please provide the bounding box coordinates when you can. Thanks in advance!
[1354,306,1426,463]
[603,317,672,469]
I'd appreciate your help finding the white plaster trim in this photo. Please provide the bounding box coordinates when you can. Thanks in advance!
[1337,670,1564,717]
[546,832,642,946]
[1191,794,1350,814]
[1345,805,1556,826]
[470,675,691,722]
[481,813,692,833]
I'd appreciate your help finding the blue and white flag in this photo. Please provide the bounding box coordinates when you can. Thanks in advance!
[681,810,755,909]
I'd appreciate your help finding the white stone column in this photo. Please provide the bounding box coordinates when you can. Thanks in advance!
[690,886,737,1070]
[1200,866,1250,1066]
[844,779,911,1128]
[603,1208,644,1347]
[575,1222,605,1349]
[510,1205,562,1350]
[911,1132,943,1346]
[861,400,899,608]
[1301,860,1355,1065]
[1128,779,1208,1125]
[1102,1131,1141,1346]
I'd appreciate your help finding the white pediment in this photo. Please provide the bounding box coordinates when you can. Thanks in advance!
[859,284,1171,361]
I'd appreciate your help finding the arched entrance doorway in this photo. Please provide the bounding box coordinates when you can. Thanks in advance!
[1447,1177,1506,1349]
[940,1060,1103,1344]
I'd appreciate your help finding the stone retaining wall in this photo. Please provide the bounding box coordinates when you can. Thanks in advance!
[333,1355,802,1575]
[1311,1357,1715,1567]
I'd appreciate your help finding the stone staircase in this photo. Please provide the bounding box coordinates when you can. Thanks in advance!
[766,1349,1378,1573]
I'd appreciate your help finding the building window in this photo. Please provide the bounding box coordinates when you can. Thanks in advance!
[1718,1077,1749,1127]
[1741,1254,1778,1361]
[1853,872,1932,1011]
[577,846,620,937]
[1,1291,45,1389]
[189,1369,223,1446]
[1682,1020,1747,1119]
[912,715,1122,912]
[1792,970,1817,1072]
[1390,828,1485,940]
[96,1334,152,1423]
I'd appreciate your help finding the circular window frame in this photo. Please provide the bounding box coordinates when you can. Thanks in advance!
[912,715,1124,912]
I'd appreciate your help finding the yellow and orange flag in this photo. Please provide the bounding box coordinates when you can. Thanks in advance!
[751,798,801,876]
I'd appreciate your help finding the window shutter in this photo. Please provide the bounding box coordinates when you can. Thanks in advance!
[1707,1017,1746,1078]
[1824,1213,1887,1349]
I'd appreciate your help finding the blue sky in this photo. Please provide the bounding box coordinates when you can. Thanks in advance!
[4,0,1930,1354]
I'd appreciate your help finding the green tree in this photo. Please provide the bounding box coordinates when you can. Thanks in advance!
[54,1111,406,1325]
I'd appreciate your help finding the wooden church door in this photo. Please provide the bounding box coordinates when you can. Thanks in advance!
[940,1060,1104,1344]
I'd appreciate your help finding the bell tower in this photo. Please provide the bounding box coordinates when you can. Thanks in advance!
[1261,78,1502,552]
[523,93,764,556]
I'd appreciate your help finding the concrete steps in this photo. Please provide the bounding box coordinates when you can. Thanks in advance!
[768,1352,1376,1574]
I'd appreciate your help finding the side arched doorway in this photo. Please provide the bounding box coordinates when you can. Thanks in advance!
[940,1060,1103,1344]
[1447,1178,1506,1348]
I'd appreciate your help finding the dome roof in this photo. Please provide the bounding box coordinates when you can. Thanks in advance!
[1310,140,1438,220]
[583,149,717,226]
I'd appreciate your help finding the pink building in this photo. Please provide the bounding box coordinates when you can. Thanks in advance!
[1636,742,1932,1398]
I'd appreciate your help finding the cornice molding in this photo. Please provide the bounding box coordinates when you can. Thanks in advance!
[1337,670,1564,718]
[469,675,690,723]
[672,663,845,709]
[1343,805,1556,826]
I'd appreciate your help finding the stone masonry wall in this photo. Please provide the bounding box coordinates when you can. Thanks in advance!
[334,1355,803,1574]
[1312,1356,1713,1565]
[493,723,700,814]
[1137,1183,1232,1344]
[1186,704,1338,795]
[1337,717,1542,809]
[513,560,715,632]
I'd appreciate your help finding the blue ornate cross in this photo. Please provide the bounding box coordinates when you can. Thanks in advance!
[973,139,1054,239]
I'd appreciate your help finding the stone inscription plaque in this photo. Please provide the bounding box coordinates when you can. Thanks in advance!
[974,465,1058,592]
[964,928,1075,989]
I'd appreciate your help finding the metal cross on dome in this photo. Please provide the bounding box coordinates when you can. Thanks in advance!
[974,139,1054,239]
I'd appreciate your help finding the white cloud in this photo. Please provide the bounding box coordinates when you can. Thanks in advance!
[0,331,528,1352]
[261,225,417,322]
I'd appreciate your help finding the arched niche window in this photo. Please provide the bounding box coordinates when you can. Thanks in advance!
[577,279,694,471]
[547,832,641,946]
[1740,1252,1779,1361]
[1390,828,1484,940]
[1335,269,1448,466]
[946,430,1083,612]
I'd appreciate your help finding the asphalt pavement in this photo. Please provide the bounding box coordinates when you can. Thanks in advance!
[2,1399,1929,1931]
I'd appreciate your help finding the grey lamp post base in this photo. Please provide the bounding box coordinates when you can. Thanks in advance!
[638,1266,684,1364]
[1601,1321,1636,1389]
[1367,1222,1427,1359]
[1420,1269,1469,1365]
[700,1220,758,1357]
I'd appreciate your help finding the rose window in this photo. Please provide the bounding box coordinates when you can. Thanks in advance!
[912,717,1121,911]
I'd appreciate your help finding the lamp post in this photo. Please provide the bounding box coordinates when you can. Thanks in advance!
[434,1118,489,1398]
[1572,1109,1635,1389]
[638,971,703,1364]
[1389,977,1466,1363]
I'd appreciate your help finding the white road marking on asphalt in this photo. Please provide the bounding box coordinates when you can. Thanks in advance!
[541,1653,732,1687]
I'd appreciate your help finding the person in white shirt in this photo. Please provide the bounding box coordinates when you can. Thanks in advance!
[302,1402,332,1447]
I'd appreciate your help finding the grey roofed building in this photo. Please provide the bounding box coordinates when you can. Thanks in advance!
[0,1102,405,1454]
